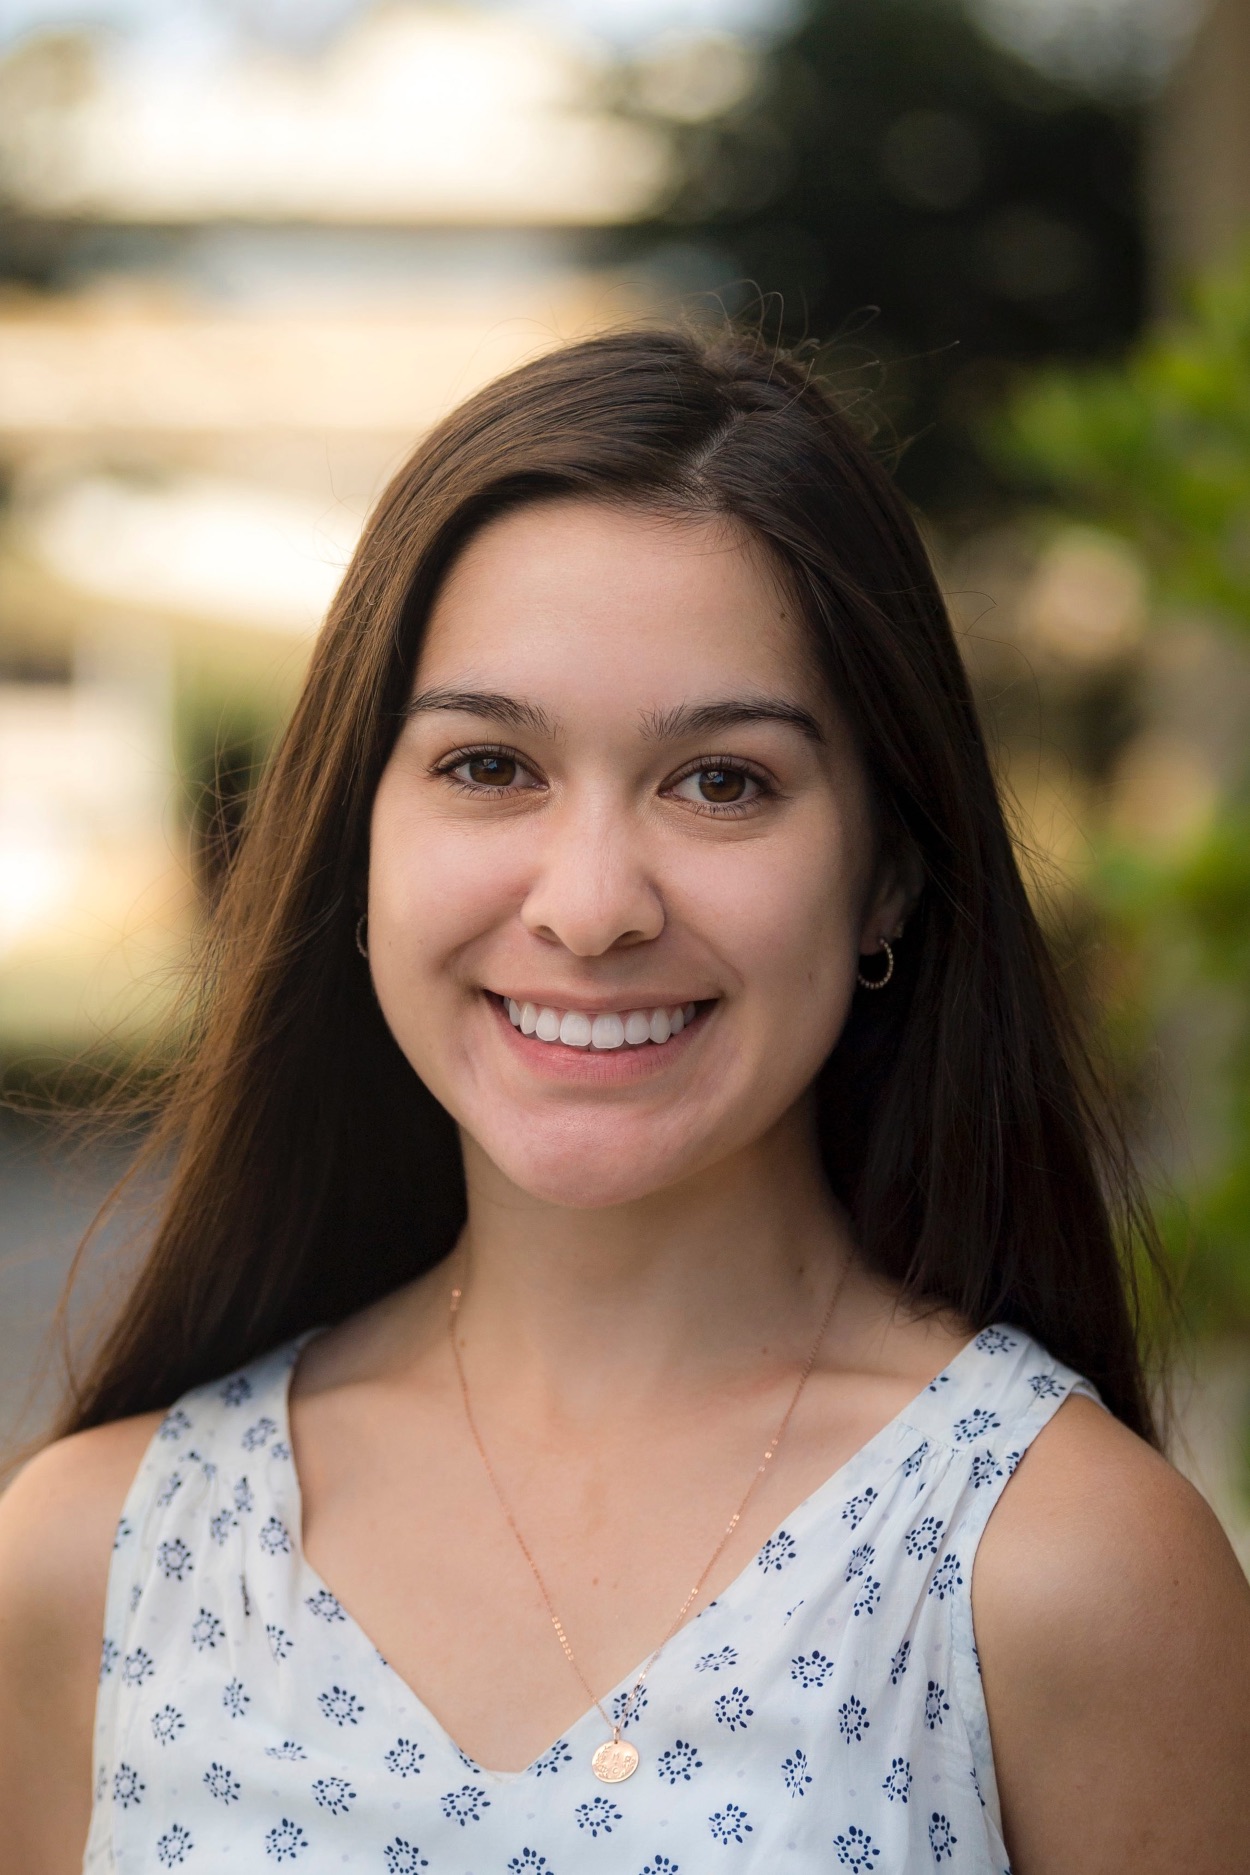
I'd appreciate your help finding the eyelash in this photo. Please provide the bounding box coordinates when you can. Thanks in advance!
[431,744,776,817]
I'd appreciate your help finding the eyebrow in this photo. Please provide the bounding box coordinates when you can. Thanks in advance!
[404,687,557,737]
[640,698,825,744]
[404,686,824,745]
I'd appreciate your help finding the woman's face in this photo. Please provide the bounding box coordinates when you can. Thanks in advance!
[369,499,908,1210]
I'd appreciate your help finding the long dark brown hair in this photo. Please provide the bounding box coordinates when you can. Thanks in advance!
[58,327,1161,1441]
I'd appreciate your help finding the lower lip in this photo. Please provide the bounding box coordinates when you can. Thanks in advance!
[485,993,714,1084]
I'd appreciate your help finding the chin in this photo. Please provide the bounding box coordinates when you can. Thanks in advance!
[479,1124,704,1212]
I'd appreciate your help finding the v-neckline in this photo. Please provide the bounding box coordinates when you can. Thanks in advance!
[275,1325,986,1782]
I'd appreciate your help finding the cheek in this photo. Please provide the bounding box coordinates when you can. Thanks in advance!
[365,789,523,1106]
[728,842,865,1119]
[681,810,865,1003]
[367,781,518,982]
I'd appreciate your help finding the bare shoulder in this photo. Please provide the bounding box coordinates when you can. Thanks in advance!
[975,1393,1248,1647]
[0,1412,160,1625]
[0,1413,160,1874]
[974,1395,1250,1874]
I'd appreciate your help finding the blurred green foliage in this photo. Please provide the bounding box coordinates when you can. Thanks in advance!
[1004,252,1250,1331]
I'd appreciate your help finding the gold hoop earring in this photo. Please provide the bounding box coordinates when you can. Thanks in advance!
[355,913,369,960]
[857,938,893,990]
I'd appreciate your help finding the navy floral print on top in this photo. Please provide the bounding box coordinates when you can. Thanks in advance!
[87,1326,1098,1871]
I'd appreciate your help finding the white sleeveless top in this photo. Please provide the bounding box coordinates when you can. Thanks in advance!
[86,1323,1097,1873]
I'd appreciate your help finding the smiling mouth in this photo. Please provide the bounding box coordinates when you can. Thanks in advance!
[490,993,712,1051]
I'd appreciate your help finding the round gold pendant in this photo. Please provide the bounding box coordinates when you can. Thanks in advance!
[591,1737,639,1783]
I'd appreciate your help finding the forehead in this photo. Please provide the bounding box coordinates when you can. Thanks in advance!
[414,498,825,706]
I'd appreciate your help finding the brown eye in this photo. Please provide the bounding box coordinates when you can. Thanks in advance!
[698,767,747,803]
[669,764,764,811]
[465,754,517,787]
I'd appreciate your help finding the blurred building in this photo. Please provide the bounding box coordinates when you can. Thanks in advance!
[0,5,672,1052]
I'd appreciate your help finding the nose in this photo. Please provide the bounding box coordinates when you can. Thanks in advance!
[519,792,665,956]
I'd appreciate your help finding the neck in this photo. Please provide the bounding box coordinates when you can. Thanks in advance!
[443,1103,854,1420]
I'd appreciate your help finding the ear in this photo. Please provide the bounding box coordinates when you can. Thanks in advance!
[857,836,924,957]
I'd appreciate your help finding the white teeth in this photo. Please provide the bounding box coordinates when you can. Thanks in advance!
[503,995,705,1049]
[623,1010,652,1045]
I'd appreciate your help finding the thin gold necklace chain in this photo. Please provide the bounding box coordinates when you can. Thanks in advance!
[447,1257,848,1752]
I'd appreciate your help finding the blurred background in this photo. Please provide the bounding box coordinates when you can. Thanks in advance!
[1,0,1248,1562]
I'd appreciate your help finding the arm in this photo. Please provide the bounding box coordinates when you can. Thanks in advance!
[974,1394,1250,1874]
[0,1415,160,1875]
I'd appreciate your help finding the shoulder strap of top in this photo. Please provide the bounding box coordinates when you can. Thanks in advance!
[893,1322,1100,1457]
[85,1337,310,1867]
[896,1322,1101,1848]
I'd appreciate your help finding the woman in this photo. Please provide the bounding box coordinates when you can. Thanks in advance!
[1,329,1247,1874]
